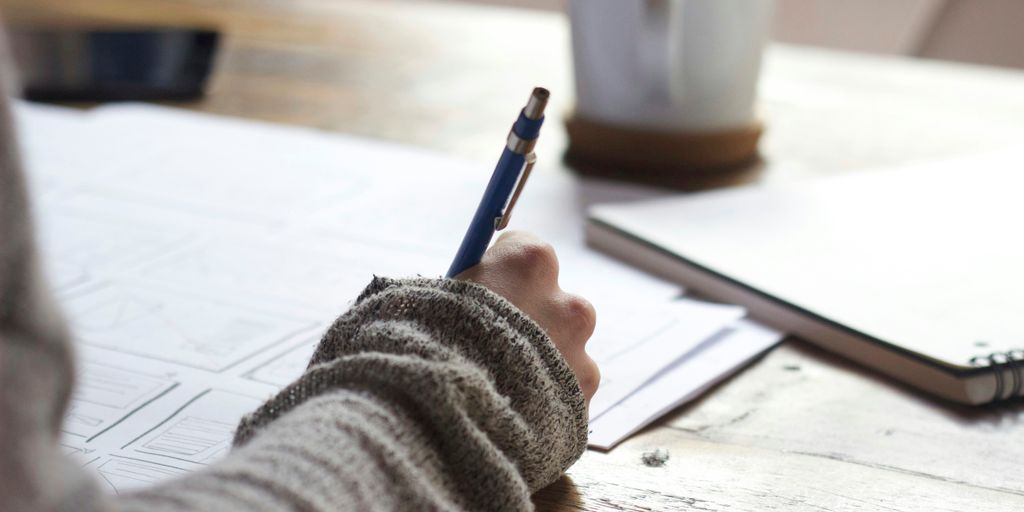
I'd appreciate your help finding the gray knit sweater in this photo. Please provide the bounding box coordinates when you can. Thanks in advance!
[0,66,587,510]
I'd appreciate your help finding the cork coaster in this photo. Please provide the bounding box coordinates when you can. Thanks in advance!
[564,114,764,190]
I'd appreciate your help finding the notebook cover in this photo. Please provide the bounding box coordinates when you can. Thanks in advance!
[588,151,1024,373]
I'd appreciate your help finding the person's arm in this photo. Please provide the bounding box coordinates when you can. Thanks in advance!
[0,35,102,510]
[122,233,598,511]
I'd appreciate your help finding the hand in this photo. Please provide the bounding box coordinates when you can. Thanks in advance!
[456,231,600,403]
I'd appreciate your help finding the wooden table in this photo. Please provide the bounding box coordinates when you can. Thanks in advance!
[4,1,1024,510]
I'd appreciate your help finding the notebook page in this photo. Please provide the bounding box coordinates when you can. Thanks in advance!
[589,149,1024,369]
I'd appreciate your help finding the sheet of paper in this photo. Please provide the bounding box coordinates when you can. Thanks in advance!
[62,338,313,494]
[586,299,745,419]
[588,319,784,449]
[85,103,683,301]
[13,101,770,491]
[11,101,110,195]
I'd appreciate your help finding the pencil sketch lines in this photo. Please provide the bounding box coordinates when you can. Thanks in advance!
[141,416,236,461]
[129,389,265,465]
[64,284,315,372]
[245,338,319,387]
[96,457,189,495]
[62,362,177,440]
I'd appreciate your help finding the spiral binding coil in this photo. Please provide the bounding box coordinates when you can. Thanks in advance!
[969,349,1024,402]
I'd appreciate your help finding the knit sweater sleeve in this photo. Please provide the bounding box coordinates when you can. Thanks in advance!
[117,276,588,512]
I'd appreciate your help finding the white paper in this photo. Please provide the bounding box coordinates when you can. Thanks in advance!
[588,319,784,449]
[14,101,771,490]
[586,298,745,419]
[63,342,295,494]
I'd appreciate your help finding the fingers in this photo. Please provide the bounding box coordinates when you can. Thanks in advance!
[553,292,600,401]
[550,292,597,347]
[476,230,597,347]
[457,230,560,302]
[577,356,601,401]
[453,230,600,401]
[488,231,560,285]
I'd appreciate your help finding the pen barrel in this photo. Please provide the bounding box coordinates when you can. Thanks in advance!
[446,147,527,277]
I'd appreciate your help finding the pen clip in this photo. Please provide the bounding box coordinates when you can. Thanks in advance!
[495,152,536,230]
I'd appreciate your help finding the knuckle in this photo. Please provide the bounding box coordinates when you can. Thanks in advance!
[561,294,597,339]
[578,359,601,396]
[508,241,558,279]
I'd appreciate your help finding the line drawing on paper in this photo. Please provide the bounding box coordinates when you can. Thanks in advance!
[62,283,316,372]
[135,232,427,315]
[61,361,177,440]
[88,135,372,226]
[244,337,319,387]
[141,416,236,461]
[36,205,191,289]
[60,443,84,456]
[127,389,265,465]
[95,456,190,495]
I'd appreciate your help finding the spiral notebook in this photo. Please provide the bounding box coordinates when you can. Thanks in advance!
[587,150,1024,405]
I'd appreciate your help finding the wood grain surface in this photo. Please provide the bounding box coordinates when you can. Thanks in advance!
[2,1,1023,510]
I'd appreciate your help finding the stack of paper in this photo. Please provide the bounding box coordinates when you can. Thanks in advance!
[15,102,782,492]
[588,319,781,448]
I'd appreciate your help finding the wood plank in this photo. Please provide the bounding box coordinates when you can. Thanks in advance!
[536,422,1023,511]
[666,343,1024,494]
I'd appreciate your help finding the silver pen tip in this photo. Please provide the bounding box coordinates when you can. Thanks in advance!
[524,87,550,120]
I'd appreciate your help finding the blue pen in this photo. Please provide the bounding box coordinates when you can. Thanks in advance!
[446,87,549,277]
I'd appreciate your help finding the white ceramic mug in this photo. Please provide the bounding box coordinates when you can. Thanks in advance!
[569,0,773,133]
